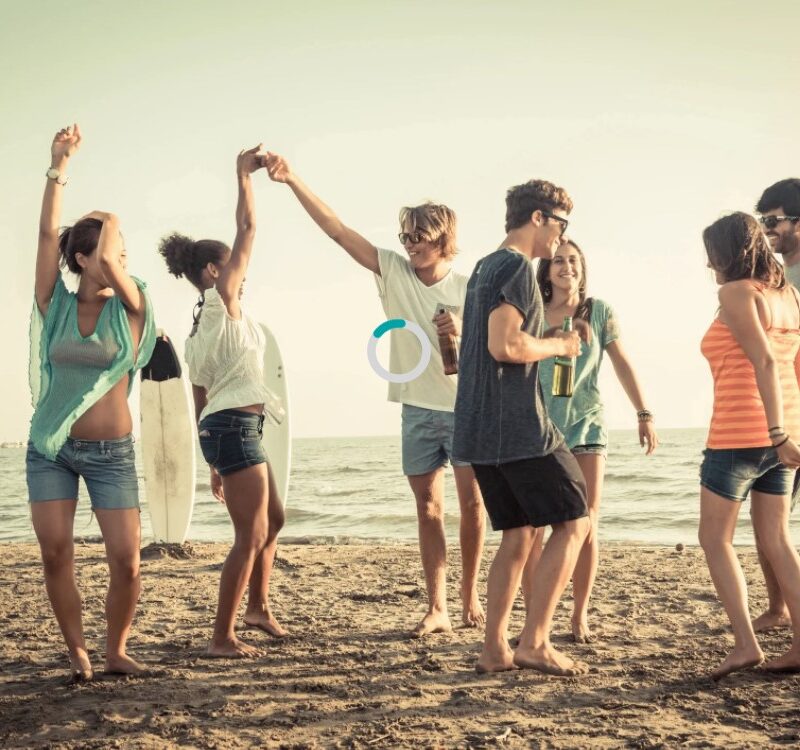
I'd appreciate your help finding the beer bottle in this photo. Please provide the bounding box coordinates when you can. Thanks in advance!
[552,316,574,397]
[437,306,459,375]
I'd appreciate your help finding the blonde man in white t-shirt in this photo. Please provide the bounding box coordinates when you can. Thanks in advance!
[265,152,486,636]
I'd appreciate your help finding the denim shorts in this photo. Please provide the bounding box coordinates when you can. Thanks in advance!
[401,404,470,476]
[572,443,607,457]
[198,409,267,477]
[26,435,140,510]
[700,446,796,502]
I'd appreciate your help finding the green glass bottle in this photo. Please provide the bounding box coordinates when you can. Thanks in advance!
[552,316,574,397]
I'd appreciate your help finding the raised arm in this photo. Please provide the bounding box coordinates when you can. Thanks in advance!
[36,124,82,315]
[720,282,800,467]
[216,145,263,319]
[488,303,580,364]
[605,339,658,454]
[76,210,146,315]
[264,152,380,274]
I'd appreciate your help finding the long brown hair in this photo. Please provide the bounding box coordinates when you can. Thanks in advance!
[536,239,592,321]
[703,212,785,288]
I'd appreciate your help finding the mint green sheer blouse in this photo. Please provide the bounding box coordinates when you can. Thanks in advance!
[28,274,156,460]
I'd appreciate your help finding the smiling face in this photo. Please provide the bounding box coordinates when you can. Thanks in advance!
[400,225,447,272]
[532,208,569,259]
[549,243,583,294]
[761,207,800,258]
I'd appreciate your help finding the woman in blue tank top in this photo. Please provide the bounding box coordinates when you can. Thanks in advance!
[530,240,658,643]
[26,125,156,683]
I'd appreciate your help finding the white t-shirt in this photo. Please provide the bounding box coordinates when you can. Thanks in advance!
[785,261,800,291]
[374,248,468,412]
[185,287,269,422]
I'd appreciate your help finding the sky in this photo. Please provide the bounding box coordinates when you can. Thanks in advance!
[1,0,799,440]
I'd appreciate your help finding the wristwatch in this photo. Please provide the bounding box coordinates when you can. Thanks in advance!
[45,167,68,186]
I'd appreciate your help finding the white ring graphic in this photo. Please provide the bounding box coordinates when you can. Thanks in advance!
[367,319,432,383]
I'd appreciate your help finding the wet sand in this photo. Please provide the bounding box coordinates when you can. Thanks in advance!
[2,541,799,749]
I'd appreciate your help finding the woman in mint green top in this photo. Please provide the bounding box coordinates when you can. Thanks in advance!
[526,240,658,644]
[26,124,155,684]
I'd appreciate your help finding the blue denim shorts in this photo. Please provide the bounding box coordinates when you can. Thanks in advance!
[700,446,796,502]
[401,404,470,476]
[26,435,140,510]
[198,409,267,477]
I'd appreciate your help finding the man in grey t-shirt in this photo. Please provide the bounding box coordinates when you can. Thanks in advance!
[454,179,591,676]
[753,179,800,636]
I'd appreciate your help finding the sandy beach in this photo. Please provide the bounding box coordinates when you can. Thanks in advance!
[2,541,799,749]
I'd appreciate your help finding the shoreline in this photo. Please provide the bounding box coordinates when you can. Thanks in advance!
[2,541,798,748]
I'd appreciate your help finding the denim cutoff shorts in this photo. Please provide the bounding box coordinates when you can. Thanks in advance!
[198,409,267,476]
[401,404,470,476]
[700,446,796,502]
[26,434,140,510]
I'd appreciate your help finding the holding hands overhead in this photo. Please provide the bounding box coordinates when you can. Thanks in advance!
[263,152,293,184]
[51,123,82,165]
[237,144,265,177]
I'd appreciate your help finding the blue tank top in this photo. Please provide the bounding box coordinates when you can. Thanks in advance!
[28,274,156,460]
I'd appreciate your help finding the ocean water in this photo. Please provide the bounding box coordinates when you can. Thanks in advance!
[1,428,794,547]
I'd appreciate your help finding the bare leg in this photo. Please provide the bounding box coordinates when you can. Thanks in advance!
[31,499,92,681]
[95,508,144,674]
[244,464,287,638]
[514,517,591,676]
[408,468,452,637]
[570,453,605,643]
[208,463,270,658]
[698,487,763,680]
[520,527,545,614]
[750,490,800,672]
[752,524,790,632]
[453,465,486,628]
[477,526,536,673]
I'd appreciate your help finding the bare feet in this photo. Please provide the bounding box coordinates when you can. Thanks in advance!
[710,646,764,681]
[571,616,595,644]
[513,644,590,676]
[244,606,288,638]
[104,653,147,676]
[763,650,800,674]
[411,610,452,638]
[461,587,486,629]
[752,609,791,633]
[476,643,517,674]
[68,649,94,684]
[206,637,265,659]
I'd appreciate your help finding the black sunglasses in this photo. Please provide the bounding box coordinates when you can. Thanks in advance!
[540,210,569,236]
[398,232,425,245]
[759,215,800,230]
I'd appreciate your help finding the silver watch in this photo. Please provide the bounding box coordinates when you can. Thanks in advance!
[45,167,68,186]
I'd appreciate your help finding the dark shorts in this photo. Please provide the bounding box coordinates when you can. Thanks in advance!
[26,435,140,510]
[472,442,588,530]
[198,409,267,477]
[700,446,796,503]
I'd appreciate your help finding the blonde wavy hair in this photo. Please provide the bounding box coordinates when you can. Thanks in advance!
[399,202,458,260]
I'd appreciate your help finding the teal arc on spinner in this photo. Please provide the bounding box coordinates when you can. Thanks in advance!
[367,318,432,383]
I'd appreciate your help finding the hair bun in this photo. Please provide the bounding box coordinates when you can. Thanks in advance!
[158,233,195,278]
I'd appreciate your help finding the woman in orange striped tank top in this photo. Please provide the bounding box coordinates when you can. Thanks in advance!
[699,212,800,680]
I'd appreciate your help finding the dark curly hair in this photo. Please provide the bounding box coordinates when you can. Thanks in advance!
[703,212,785,288]
[158,232,229,290]
[58,218,103,274]
[505,179,573,233]
[756,178,800,216]
[536,239,592,321]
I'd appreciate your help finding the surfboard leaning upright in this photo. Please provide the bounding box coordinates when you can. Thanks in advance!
[140,331,197,543]
[259,323,291,506]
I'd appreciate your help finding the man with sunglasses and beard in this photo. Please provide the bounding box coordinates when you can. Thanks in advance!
[263,152,486,638]
[752,178,800,642]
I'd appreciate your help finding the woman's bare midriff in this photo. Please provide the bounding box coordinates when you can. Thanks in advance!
[236,403,264,415]
[69,376,133,440]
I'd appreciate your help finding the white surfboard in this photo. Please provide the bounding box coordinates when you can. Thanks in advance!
[260,324,291,506]
[140,331,196,543]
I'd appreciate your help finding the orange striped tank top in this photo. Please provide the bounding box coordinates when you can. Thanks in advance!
[701,293,800,449]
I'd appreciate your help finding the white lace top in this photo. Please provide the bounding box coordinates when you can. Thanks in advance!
[185,287,269,422]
